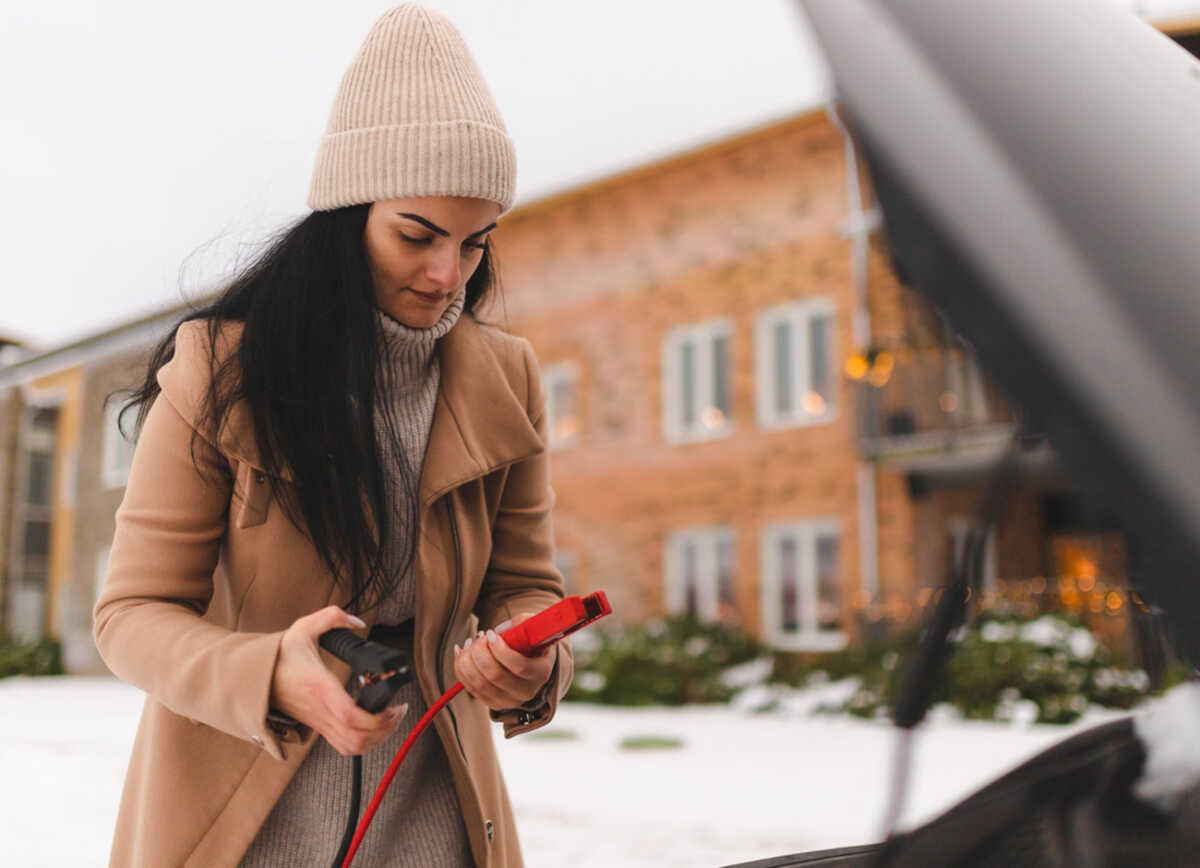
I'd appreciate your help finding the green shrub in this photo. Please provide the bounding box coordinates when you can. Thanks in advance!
[566,614,762,705]
[566,611,1181,724]
[808,614,1180,724]
[0,635,63,678]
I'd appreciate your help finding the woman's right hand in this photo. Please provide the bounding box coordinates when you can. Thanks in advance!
[270,605,408,756]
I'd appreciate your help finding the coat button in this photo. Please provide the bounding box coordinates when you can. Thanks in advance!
[485,820,494,843]
[254,472,266,484]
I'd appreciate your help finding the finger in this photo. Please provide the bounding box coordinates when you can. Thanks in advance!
[477,638,540,706]
[486,629,548,680]
[456,643,524,708]
[323,694,406,753]
[301,605,367,639]
[332,691,400,735]
[485,630,554,703]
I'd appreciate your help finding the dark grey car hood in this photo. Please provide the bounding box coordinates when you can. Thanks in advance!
[801,0,1200,658]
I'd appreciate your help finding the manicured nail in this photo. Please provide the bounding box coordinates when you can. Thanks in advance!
[348,615,366,628]
[495,620,512,633]
[454,644,461,656]
[464,637,473,650]
[487,629,499,646]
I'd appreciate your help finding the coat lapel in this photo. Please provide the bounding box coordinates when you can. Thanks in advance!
[419,316,544,507]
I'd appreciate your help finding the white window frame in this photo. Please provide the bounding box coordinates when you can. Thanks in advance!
[7,399,60,642]
[948,518,998,592]
[755,299,837,430]
[664,526,736,622]
[542,361,581,451]
[662,318,734,444]
[101,401,136,489]
[760,519,846,651]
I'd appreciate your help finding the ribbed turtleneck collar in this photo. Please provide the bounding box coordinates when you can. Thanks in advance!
[375,291,466,394]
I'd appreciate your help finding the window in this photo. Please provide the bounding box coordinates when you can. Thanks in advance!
[760,520,845,650]
[102,401,137,489]
[665,526,737,622]
[948,519,998,591]
[542,362,581,450]
[755,300,836,428]
[662,319,733,443]
[7,404,58,641]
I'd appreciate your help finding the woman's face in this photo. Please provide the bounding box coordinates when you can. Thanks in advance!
[363,196,501,328]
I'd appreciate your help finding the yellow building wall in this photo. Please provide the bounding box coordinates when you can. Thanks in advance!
[28,366,83,637]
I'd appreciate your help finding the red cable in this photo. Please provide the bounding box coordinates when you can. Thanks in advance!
[340,682,465,868]
[337,594,612,867]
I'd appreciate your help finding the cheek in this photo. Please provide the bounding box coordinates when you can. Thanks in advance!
[366,236,406,284]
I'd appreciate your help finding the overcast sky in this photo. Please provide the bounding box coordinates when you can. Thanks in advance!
[2,0,1196,349]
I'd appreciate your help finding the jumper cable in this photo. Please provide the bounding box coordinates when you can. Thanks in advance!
[322,591,612,868]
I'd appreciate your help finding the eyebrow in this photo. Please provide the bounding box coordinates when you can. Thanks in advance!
[396,212,497,239]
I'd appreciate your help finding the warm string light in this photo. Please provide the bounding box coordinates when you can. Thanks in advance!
[852,574,1144,628]
[844,349,895,387]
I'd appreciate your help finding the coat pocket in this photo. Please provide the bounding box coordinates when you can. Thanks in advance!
[233,461,272,529]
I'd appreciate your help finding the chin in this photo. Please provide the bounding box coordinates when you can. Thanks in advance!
[379,304,440,329]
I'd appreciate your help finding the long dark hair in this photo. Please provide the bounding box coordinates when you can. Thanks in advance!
[121,204,498,614]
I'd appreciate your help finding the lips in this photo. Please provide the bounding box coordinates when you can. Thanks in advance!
[408,289,445,303]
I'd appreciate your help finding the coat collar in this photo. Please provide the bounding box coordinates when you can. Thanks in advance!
[419,315,543,506]
[182,316,543,495]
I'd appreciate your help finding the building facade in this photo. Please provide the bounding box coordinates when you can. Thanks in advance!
[5,13,1193,669]
[0,315,174,671]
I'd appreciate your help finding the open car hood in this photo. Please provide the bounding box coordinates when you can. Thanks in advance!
[801,0,1200,660]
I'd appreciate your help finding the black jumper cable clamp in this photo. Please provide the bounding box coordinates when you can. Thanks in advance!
[320,591,613,868]
[314,627,415,867]
[319,626,414,713]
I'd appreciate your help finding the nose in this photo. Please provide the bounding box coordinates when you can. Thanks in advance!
[424,245,461,292]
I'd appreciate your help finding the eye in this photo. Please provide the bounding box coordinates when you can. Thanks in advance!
[462,239,488,255]
[399,233,433,246]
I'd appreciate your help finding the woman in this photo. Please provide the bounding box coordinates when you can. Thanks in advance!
[93,6,571,867]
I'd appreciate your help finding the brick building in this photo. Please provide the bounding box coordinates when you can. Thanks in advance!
[0,313,176,670]
[2,15,1193,670]
[491,107,1090,650]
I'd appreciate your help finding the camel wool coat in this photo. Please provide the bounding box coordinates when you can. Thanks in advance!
[94,315,572,868]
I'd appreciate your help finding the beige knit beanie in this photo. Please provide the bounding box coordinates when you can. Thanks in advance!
[308,3,516,212]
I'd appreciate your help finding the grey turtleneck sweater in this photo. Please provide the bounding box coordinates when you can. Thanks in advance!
[240,294,473,868]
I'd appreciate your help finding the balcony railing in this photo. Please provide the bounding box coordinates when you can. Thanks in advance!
[851,345,1021,469]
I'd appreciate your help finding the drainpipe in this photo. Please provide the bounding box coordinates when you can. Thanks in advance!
[826,103,881,602]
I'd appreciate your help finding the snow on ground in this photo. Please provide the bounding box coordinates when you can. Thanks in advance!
[1,676,1119,867]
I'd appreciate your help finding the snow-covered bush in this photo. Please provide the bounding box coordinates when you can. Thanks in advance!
[565,612,1181,723]
[0,635,62,678]
[566,615,763,705]
[806,614,1176,724]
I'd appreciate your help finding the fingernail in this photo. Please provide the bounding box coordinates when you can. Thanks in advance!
[495,619,512,633]
[487,629,499,645]
[391,704,408,719]
[464,637,473,650]
[454,644,461,656]
[348,615,366,628]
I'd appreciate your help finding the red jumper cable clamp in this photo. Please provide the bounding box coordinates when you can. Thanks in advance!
[332,591,612,868]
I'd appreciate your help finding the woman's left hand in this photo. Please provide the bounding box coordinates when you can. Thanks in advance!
[453,612,555,711]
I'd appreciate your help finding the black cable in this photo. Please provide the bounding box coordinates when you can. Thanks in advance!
[875,436,1025,862]
[330,754,363,868]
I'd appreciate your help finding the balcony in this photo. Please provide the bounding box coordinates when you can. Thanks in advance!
[850,345,1039,473]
